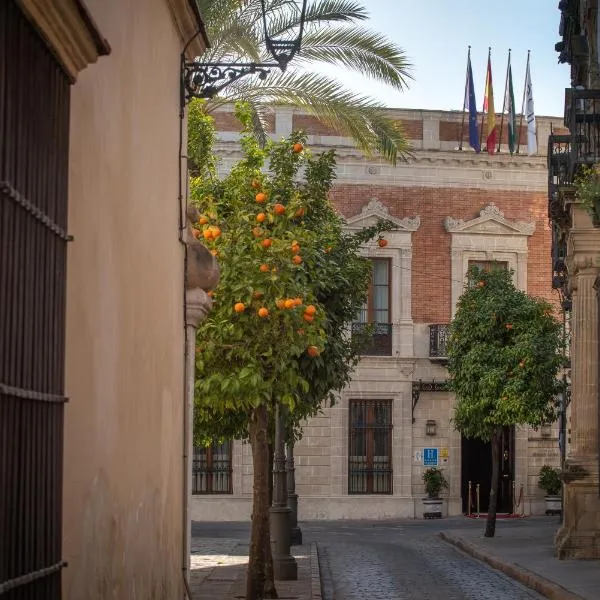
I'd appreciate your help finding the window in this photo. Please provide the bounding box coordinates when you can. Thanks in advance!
[192,441,232,494]
[468,260,508,287]
[348,400,393,494]
[352,258,392,355]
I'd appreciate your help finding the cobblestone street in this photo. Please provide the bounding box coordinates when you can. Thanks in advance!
[192,519,546,600]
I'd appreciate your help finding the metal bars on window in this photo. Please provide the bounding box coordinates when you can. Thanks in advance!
[192,442,233,494]
[0,2,71,598]
[348,400,392,494]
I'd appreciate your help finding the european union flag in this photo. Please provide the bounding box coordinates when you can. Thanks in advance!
[465,55,481,153]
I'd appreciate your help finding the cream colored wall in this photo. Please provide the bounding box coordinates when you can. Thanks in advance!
[62,0,186,598]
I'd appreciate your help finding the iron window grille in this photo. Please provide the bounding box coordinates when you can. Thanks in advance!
[192,442,233,494]
[348,400,393,494]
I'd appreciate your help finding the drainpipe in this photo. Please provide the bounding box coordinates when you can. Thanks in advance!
[183,287,212,595]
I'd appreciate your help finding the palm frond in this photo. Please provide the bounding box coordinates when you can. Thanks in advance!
[297,27,412,90]
[226,72,412,164]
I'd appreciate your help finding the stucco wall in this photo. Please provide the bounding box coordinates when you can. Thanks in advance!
[63,0,186,598]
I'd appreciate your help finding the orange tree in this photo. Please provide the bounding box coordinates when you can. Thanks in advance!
[190,104,388,600]
[446,266,564,538]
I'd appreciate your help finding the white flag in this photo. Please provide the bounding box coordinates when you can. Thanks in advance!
[525,61,537,155]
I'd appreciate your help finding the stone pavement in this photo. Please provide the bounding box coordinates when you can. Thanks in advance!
[189,537,321,600]
[439,517,600,600]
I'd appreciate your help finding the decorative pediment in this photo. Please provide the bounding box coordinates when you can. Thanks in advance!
[444,203,535,235]
[345,198,420,231]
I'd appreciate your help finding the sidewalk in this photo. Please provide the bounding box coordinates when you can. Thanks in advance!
[189,537,321,600]
[439,517,600,600]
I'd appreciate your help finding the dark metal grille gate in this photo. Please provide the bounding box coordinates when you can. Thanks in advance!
[1,1,71,598]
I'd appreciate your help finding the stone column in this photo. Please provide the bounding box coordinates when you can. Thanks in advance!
[286,441,303,545]
[270,405,297,579]
[555,220,600,557]
[183,288,213,576]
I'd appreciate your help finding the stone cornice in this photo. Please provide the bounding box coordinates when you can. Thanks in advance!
[444,203,536,236]
[18,0,111,82]
[165,0,209,58]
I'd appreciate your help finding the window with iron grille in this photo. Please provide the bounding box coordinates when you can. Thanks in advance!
[348,400,393,494]
[192,442,233,494]
[352,258,392,356]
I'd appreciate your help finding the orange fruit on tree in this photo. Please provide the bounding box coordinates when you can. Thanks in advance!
[252,226,263,238]
[291,244,300,254]
[199,215,209,225]
[210,226,221,238]
[253,291,263,299]
[262,238,272,248]
[271,267,278,273]
[207,290,214,298]
[202,229,213,241]
[292,142,304,153]
[276,299,286,309]
[304,304,316,316]
[303,313,314,323]
[519,360,525,368]
[477,281,485,288]
[293,297,302,306]
[505,323,514,330]
[210,249,218,257]
[256,213,266,223]
[307,345,320,357]
[292,255,302,265]
[251,179,261,189]
[234,302,245,313]
[294,207,305,218]
[255,192,267,203]
[378,238,388,248]
[257,307,269,318]
[259,263,270,273]
[284,299,295,309]
[274,203,285,215]
[324,246,332,253]
[192,228,201,239]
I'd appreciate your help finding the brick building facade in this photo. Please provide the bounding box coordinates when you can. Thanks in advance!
[192,105,567,520]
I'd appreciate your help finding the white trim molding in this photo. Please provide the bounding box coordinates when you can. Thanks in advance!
[444,203,535,317]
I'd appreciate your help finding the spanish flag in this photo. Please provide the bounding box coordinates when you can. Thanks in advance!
[483,50,496,154]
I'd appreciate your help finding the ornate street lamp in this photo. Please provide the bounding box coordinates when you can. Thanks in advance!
[182,0,308,104]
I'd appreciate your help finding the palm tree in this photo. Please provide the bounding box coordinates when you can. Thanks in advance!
[195,0,413,165]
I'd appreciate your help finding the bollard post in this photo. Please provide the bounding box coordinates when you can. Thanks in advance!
[467,481,472,516]
[476,483,480,518]
[512,480,516,515]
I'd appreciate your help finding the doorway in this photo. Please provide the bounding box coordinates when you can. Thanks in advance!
[461,427,514,514]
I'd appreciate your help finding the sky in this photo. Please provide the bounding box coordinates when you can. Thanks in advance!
[313,0,570,117]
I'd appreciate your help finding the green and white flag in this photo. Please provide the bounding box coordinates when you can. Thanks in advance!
[504,55,517,154]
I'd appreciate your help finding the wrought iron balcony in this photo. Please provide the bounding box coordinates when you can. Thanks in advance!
[565,88,600,176]
[547,133,573,229]
[429,324,449,360]
[351,322,393,356]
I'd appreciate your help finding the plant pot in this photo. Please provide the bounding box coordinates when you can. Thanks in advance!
[544,495,562,516]
[423,497,443,519]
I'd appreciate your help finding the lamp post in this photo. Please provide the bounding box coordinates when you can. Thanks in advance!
[270,404,297,580]
[286,440,302,545]
[181,0,308,104]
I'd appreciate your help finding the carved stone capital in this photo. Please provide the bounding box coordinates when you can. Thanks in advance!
[186,288,212,327]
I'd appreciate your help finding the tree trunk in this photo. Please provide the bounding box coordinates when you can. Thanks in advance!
[264,442,277,598]
[246,405,276,600]
[484,426,502,538]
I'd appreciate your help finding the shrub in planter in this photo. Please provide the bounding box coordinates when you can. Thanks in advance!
[423,467,449,499]
[538,465,561,496]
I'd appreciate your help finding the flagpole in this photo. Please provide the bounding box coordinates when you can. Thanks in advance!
[458,45,471,151]
[497,49,511,154]
[480,47,491,150]
[516,50,530,155]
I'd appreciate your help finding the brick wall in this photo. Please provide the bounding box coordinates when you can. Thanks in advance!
[330,185,553,323]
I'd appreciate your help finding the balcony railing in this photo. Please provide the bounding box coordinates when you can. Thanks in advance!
[429,324,449,360]
[547,133,573,228]
[351,322,393,356]
[565,88,600,176]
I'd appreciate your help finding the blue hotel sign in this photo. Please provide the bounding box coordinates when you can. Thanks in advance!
[423,448,439,466]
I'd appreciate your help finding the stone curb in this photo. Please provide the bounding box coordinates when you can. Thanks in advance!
[438,531,587,600]
[310,542,322,600]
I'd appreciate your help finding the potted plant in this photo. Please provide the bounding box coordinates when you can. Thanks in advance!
[422,467,448,519]
[538,465,562,516]
[573,164,600,226]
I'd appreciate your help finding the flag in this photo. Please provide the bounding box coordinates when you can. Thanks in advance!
[504,54,517,154]
[525,60,537,155]
[465,53,480,153]
[483,53,496,154]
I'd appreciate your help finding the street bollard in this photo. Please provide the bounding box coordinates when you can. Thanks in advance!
[476,483,480,518]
